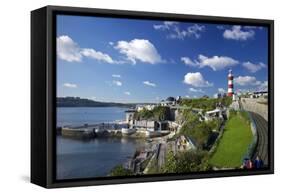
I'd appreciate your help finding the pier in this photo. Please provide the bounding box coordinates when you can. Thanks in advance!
[59,122,171,139]
[59,122,128,138]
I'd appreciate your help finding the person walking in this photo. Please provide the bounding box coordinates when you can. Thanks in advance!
[254,156,264,169]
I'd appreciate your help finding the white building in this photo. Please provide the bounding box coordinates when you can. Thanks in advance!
[125,109,136,125]
[136,104,156,112]
[205,108,225,121]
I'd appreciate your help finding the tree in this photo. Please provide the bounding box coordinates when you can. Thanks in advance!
[109,165,134,176]
[161,151,177,173]
[134,108,153,120]
[220,96,232,107]
[180,97,232,112]
[186,122,212,149]
[206,119,221,132]
[153,106,170,121]
[178,109,223,149]
[134,106,170,121]
[180,98,217,111]
[161,151,211,173]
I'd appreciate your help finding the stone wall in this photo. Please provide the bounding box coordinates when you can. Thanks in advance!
[246,112,258,159]
[240,98,268,121]
[134,120,156,128]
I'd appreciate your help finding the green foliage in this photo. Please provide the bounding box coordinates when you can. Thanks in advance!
[134,108,154,120]
[240,111,251,125]
[183,109,200,124]
[161,151,177,173]
[146,158,159,174]
[161,151,211,173]
[109,165,134,176]
[180,122,212,149]
[220,96,232,107]
[180,98,217,111]
[153,106,170,121]
[134,106,170,121]
[206,119,222,132]
[178,110,219,149]
[180,96,232,111]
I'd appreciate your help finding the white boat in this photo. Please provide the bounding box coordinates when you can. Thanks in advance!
[121,128,136,135]
[95,128,106,134]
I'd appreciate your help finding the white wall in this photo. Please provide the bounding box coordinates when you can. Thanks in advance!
[0,0,279,193]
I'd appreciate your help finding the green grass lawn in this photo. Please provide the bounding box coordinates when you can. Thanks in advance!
[209,111,253,168]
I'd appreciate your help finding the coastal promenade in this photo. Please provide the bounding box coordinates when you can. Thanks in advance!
[239,98,268,165]
[157,143,167,168]
[241,98,268,121]
[249,111,268,165]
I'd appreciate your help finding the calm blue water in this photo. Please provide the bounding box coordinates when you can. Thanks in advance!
[57,136,144,180]
[57,107,128,127]
[56,107,144,180]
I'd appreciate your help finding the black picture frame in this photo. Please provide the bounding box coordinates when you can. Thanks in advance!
[31,5,274,188]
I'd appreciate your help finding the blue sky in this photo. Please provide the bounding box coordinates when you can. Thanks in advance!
[57,15,268,103]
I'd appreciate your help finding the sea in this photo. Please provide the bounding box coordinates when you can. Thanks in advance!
[56,107,144,180]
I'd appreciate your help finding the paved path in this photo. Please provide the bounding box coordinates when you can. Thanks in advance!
[157,143,167,168]
[249,111,268,165]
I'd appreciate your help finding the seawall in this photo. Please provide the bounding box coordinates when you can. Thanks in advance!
[240,98,268,121]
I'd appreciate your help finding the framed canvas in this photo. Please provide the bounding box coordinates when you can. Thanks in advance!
[31,5,274,188]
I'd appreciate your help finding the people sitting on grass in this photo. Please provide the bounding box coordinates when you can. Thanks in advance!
[241,156,263,169]
[242,158,253,169]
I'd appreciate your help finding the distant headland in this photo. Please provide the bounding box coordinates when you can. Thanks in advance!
[57,97,153,108]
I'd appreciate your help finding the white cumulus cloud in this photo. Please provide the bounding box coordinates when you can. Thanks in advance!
[223,26,255,41]
[112,74,121,78]
[181,57,197,67]
[80,48,115,64]
[234,76,261,86]
[153,21,179,30]
[63,83,77,88]
[124,91,131,95]
[186,24,205,39]
[183,72,213,87]
[181,55,238,71]
[242,61,266,73]
[143,81,157,87]
[218,88,226,93]
[189,87,204,93]
[154,22,205,40]
[112,80,122,86]
[57,35,117,64]
[57,35,82,62]
[114,39,164,65]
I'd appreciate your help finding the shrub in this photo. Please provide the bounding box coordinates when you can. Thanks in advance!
[161,151,211,173]
[134,106,170,121]
[109,165,134,176]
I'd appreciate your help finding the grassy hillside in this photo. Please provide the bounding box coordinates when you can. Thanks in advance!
[180,97,232,111]
[209,111,253,168]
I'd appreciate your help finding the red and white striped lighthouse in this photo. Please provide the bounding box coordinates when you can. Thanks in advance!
[227,69,234,97]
